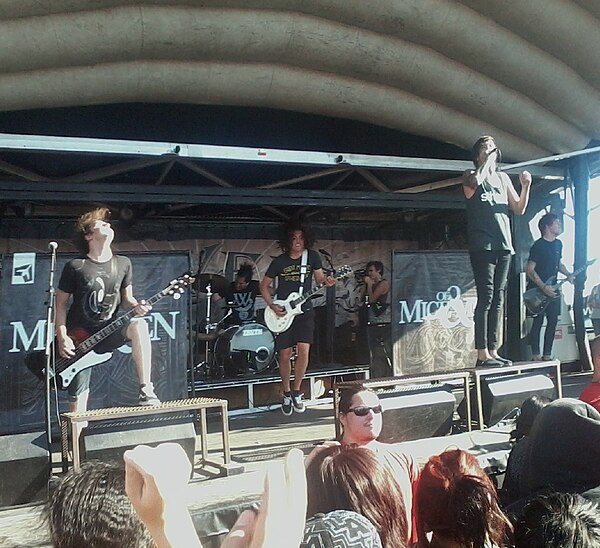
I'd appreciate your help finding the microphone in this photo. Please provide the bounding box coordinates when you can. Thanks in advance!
[48,241,58,252]
[318,248,331,257]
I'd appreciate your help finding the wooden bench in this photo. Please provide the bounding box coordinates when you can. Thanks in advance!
[61,396,234,474]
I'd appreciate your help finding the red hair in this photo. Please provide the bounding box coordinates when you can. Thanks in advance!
[416,449,512,547]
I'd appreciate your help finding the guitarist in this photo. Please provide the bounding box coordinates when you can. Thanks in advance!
[56,208,160,422]
[260,218,336,415]
[526,213,573,361]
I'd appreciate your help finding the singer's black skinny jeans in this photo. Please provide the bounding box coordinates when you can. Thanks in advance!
[470,250,511,351]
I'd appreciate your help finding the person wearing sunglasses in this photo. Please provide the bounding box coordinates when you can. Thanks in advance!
[336,385,419,543]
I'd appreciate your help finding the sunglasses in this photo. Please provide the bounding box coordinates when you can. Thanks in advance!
[347,405,383,416]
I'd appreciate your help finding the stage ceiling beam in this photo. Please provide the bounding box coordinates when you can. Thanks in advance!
[0,180,464,210]
[0,133,563,179]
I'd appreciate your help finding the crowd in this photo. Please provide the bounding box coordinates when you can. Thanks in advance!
[45,362,600,548]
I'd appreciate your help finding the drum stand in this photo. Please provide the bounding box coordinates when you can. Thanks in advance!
[195,283,234,379]
[195,283,220,378]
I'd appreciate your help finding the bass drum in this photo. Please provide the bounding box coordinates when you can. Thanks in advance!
[214,323,275,376]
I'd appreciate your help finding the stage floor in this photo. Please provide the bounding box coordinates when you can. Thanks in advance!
[0,370,593,548]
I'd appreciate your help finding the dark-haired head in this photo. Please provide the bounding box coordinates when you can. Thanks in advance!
[416,449,512,547]
[236,263,254,283]
[278,216,315,254]
[537,213,560,236]
[338,385,376,414]
[306,445,408,548]
[512,395,551,441]
[471,135,501,168]
[45,460,153,548]
[514,492,600,548]
[74,207,111,254]
[366,261,384,276]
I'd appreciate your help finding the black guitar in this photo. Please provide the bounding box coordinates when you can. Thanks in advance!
[26,273,194,390]
[523,260,594,315]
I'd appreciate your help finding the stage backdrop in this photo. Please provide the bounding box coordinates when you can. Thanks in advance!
[0,251,190,435]
[392,251,477,375]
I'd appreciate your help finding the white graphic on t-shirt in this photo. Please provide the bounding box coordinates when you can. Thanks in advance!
[86,276,117,322]
[233,292,255,321]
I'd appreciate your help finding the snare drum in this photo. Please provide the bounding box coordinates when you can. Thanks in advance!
[214,322,275,376]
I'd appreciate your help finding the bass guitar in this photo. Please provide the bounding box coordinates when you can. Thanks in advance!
[26,273,194,390]
[264,265,352,334]
[523,260,594,316]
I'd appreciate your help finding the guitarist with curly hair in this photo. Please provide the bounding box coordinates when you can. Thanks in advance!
[260,218,336,415]
[526,212,573,361]
[56,208,160,424]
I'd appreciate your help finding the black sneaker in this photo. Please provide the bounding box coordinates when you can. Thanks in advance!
[281,393,293,416]
[292,392,306,413]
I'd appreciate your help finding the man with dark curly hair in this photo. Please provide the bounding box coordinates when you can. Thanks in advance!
[260,217,335,415]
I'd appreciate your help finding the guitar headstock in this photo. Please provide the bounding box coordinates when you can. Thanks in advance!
[167,273,196,300]
[335,265,353,280]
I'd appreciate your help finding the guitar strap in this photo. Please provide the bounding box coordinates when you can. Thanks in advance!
[298,250,308,296]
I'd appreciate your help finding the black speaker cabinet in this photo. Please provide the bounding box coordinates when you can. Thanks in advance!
[378,386,456,443]
[0,431,49,508]
[80,412,196,469]
[459,373,556,426]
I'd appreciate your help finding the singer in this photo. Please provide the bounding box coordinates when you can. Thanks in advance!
[462,136,531,367]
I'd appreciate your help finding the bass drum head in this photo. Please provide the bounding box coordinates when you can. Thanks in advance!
[214,322,275,376]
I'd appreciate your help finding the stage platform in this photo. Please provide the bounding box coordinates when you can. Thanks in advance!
[0,369,593,548]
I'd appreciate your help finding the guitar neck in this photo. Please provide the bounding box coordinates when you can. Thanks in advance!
[78,288,167,352]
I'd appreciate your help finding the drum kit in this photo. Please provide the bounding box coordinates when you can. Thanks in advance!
[191,273,275,380]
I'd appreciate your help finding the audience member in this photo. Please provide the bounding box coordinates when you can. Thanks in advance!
[501,395,551,506]
[336,384,419,541]
[579,335,600,412]
[45,460,154,548]
[520,398,600,498]
[514,492,600,548]
[416,449,512,548]
[303,509,383,547]
[124,443,308,548]
[305,445,408,548]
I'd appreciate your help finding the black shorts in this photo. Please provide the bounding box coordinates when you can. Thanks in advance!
[275,309,315,350]
[67,325,130,400]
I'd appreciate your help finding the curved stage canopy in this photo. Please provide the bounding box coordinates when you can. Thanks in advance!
[1,0,600,162]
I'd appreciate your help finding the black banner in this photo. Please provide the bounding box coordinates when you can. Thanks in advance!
[0,252,190,435]
[391,251,477,375]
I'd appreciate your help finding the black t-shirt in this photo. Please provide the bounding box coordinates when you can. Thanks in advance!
[265,250,323,311]
[527,238,562,288]
[465,173,514,253]
[217,279,259,325]
[58,255,132,331]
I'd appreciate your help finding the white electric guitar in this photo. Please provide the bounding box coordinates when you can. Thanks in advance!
[264,265,352,334]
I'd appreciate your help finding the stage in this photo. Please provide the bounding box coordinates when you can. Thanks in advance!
[0,369,592,547]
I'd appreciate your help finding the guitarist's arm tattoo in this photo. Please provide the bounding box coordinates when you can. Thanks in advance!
[526,260,556,297]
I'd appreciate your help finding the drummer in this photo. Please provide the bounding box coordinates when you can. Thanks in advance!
[213,263,260,328]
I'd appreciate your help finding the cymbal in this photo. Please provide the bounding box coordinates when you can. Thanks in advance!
[194,273,229,292]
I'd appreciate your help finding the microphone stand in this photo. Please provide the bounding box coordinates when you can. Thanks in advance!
[44,245,58,479]
[320,253,336,366]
